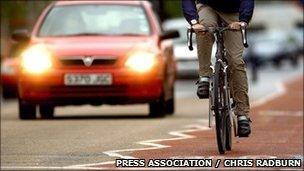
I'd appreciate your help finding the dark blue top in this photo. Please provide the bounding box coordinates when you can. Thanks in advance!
[182,0,254,24]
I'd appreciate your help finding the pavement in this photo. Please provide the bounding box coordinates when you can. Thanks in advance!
[1,60,303,170]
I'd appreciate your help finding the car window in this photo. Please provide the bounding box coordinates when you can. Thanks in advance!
[38,5,151,37]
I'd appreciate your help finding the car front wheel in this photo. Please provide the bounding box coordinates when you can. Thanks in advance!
[19,100,36,120]
[149,99,166,118]
[165,88,175,115]
[39,105,54,119]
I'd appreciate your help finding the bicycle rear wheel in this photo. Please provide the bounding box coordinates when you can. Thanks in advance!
[213,62,227,154]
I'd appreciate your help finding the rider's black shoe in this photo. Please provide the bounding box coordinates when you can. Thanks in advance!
[196,76,209,99]
[238,115,252,137]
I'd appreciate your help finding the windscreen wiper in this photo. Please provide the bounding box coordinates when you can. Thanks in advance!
[115,33,146,36]
[55,33,106,37]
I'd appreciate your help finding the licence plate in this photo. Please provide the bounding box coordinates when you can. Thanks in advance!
[64,73,112,86]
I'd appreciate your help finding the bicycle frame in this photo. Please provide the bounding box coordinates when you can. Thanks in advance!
[212,29,236,136]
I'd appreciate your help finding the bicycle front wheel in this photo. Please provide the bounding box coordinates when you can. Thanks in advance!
[213,62,228,154]
[226,114,232,151]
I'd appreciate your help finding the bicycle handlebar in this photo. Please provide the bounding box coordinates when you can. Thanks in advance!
[240,23,248,48]
[187,27,194,51]
[187,24,249,51]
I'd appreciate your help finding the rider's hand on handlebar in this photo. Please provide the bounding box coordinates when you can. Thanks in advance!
[229,22,247,30]
[192,23,205,33]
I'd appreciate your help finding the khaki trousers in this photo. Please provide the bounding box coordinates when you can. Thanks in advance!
[196,4,250,116]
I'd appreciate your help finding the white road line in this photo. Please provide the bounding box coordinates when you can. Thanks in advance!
[67,120,210,168]
[103,123,209,159]
[251,74,302,108]
[251,81,286,108]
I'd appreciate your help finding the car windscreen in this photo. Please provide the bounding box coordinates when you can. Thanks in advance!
[38,4,151,37]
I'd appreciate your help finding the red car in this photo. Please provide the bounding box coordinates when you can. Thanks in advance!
[13,1,179,119]
[1,57,19,98]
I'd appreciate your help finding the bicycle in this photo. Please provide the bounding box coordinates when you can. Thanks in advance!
[187,22,248,154]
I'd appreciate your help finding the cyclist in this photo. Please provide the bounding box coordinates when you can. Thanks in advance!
[182,0,254,137]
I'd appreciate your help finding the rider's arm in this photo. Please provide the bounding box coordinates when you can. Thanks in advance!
[239,0,254,24]
[181,0,199,25]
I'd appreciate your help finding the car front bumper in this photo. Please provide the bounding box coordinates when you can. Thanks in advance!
[18,69,163,105]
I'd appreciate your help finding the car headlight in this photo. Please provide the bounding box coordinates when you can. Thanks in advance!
[21,44,52,74]
[125,51,157,73]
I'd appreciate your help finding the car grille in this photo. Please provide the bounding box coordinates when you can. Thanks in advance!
[59,56,117,67]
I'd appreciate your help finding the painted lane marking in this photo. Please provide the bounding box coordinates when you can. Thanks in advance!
[67,119,210,168]
[103,124,210,159]
[251,82,286,108]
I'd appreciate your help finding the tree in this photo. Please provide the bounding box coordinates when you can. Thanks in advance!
[0,1,51,57]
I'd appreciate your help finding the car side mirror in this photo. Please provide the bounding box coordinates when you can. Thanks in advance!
[160,30,180,41]
[12,29,30,42]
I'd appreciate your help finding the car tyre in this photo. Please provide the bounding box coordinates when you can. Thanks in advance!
[2,90,10,99]
[19,100,36,120]
[149,99,166,118]
[39,105,54,119]
[165,88,175,115]
[273,59,282,68]
[2,90,14,99]
[290,56,298,67]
